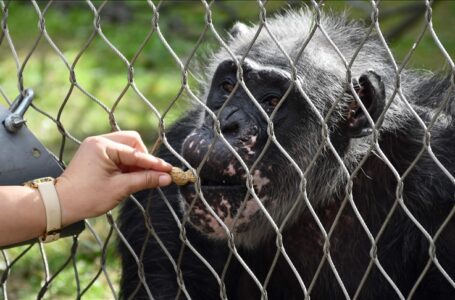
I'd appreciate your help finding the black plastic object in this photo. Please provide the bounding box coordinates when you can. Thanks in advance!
[0,89,85,249]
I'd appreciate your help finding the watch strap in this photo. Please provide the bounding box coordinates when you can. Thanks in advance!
[35,179,61,242]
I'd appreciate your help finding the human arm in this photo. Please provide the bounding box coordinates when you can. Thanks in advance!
[0,131,172,246]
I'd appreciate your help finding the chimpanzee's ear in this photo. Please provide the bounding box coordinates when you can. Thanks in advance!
[229,22,249,38]
[344,70,386,138]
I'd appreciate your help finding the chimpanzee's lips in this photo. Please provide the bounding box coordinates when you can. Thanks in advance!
[179,182,247,205]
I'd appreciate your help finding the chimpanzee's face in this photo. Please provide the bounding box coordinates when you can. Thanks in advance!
[179,60,307,243]
[178,49,386,246]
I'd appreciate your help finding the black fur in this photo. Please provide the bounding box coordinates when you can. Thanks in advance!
[118,11,455,300]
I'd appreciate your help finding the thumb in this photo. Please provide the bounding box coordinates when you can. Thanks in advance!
[119,170,173,195]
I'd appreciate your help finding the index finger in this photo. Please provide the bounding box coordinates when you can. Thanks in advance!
[101,131,148,153]
[105,141,172,173]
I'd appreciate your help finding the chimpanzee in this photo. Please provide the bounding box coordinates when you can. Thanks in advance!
[118,9,455,300]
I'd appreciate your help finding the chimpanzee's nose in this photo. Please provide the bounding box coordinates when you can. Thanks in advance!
[219,106,243,136]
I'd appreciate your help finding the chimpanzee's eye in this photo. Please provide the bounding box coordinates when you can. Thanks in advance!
[221,80,235,93]
[267,96,280,107]
[263,95,281,113]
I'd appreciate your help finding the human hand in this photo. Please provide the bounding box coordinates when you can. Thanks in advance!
[55,131,172,226]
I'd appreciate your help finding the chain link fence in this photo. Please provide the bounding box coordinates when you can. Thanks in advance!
[1,0,454,299]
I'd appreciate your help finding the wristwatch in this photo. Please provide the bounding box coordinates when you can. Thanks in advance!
[24,177,62,243]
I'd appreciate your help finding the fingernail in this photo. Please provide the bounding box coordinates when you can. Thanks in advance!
[159,174,172,186]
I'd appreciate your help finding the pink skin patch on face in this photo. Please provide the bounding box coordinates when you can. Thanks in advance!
[237,198,260,224]
[187,195,263,239]
[252,169,270,193]
[186,166,272,238]
[223,162,237,176]
[241,135,258,155]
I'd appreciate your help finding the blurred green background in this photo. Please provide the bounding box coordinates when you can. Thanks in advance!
[0,1,454,299]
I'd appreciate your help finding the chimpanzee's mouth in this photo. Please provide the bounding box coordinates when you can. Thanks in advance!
[178,167,248,206]
[179,165,246,193]
[179,180,247,203]
[189,183,246,190]
[200,176,246,188]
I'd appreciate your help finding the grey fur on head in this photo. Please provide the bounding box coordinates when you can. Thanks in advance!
[208,8,414,131]
[192,8,451,245]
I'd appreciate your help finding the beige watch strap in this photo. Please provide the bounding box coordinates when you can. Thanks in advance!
[37,180,61,243]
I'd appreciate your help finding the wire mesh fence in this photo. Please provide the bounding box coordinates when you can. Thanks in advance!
[0,0,454,299]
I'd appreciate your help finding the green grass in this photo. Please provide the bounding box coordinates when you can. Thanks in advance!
[3,217,120,300]
[1,1,454,299]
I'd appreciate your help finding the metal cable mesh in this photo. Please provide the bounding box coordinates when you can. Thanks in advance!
[0,0,454,299]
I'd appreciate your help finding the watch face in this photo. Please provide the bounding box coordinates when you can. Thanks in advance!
[33,177,55,184]
[24,177,55,188]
